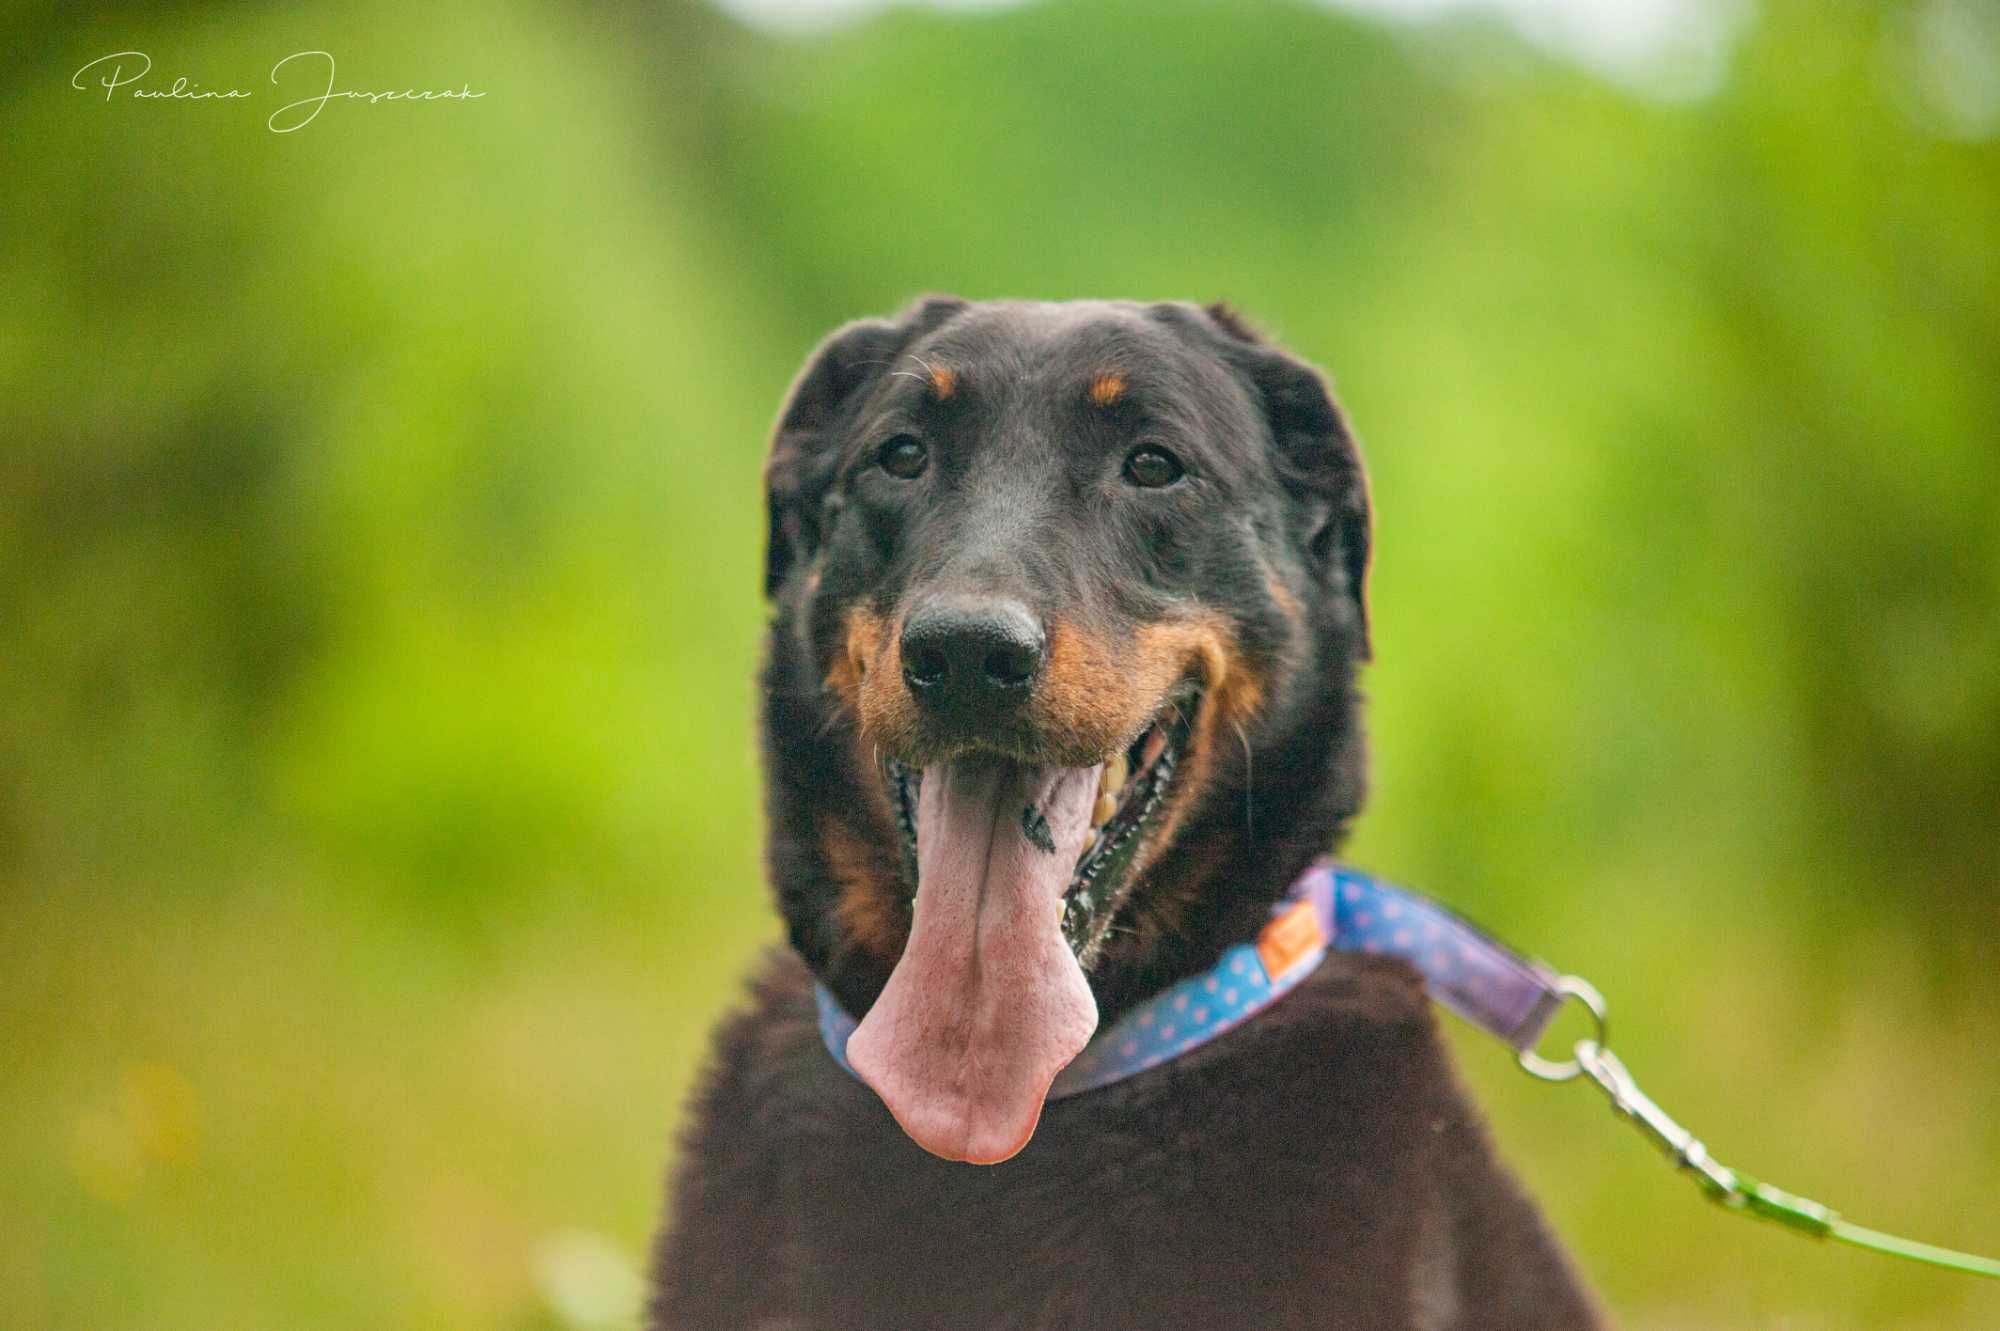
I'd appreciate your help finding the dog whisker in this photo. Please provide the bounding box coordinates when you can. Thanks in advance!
[1233,718,1254,842]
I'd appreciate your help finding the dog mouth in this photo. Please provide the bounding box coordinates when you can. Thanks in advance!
[849,680,1206,1164]
[882,680,1203,961]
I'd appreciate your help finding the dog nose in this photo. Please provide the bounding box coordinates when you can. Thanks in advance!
[901,596,1046,722]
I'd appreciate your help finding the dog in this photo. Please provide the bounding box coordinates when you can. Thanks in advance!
[648,297,1605,1330]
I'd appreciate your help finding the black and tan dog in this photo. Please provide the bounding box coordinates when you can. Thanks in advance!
[649,298,1604,1330]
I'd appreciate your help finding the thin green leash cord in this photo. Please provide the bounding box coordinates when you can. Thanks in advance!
[1518,978,2000,1280]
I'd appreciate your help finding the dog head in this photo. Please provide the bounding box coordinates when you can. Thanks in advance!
[759,298,1371,1161]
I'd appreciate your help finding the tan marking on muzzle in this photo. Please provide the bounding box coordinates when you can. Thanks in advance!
[1125,615,1262,844]
[1041,615,1251,742]
[843,604,1263,774]
[1040,612,1262,835]
[845,608,932,758]
[827,605,889,716]
[1084,618,1269,960]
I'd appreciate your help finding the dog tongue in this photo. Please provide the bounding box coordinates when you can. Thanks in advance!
[847,756,1100,1164]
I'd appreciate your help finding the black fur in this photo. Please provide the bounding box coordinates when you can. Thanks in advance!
[650,298,1605,1330]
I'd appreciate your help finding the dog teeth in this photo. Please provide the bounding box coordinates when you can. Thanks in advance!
[1092,791,1117,827]
[1139,725,1167,769]
[1100,753,1127,796]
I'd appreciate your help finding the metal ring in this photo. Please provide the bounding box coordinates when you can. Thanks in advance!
[1517,975,1609,1082]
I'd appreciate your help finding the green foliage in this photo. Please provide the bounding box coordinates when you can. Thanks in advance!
[2,1,1995,1327]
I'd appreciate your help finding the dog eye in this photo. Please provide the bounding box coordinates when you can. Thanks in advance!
[1122,445,1185,489]
[876,434,928,480]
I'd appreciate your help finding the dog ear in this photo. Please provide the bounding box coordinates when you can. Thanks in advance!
[764,296,967,598]
[1202,303,1373,659]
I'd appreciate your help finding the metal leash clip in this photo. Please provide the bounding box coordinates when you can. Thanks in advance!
[1572,1040,1747,1209]
[1515,973,2000,1279]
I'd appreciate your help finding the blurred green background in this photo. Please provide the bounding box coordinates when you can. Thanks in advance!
[3,0,1997,1326]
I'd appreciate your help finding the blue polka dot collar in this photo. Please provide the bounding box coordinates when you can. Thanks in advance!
[814,860,1571,1100]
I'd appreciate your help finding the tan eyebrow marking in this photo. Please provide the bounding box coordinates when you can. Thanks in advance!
[927,363,957,399]
[1088,372,1127,407]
